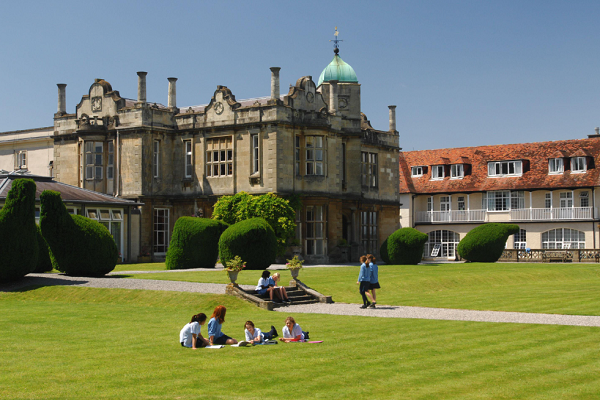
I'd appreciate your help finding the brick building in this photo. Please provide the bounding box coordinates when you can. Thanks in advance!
[399,134,600,260]
[51,49,400,263]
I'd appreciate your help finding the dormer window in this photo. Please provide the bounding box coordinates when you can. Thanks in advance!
[450,164,464,179]
[488,160,522,177]
[431,165,444,180]
[571,157,587,173]
[411,166,424,177]
[548,158,564,174]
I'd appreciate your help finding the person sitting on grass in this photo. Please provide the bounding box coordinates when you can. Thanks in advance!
[279,316,309,342]
[207,305,238,346]
[271,273,291,303]
[180,313,209,349]
[244,320,278,344]
[255,270,283,303]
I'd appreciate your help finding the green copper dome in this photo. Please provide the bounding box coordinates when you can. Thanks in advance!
[317,54,358,86]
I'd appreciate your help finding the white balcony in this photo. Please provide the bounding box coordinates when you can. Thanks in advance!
[510,207,596,221]
[416,209,487,223]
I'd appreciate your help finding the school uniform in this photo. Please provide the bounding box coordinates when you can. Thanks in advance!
[358,263,371,305]
[255,277,271,295]
[282,323,307,341]
[179,321,201,348]
[208,317,232,345]
[369,262,380,289]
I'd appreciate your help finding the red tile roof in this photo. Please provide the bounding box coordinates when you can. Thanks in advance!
[399,137,600,194]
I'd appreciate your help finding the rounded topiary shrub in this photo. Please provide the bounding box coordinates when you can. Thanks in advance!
[34,224,53,273]
[386,227,429,265]
[166,217,229,270]
[218,217,277,270]
[457,223,520,262]
[0,178,39,282]
[40,190,118,276]
[379,238,390,264]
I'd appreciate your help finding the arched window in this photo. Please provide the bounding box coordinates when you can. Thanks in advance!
[542,228,585,249]
[513,229,527,249]
[424,230,461,258]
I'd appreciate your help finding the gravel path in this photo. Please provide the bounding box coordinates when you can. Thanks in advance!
[3,273,600,328]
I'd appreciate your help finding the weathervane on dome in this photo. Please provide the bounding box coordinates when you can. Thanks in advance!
[330,26,342,55]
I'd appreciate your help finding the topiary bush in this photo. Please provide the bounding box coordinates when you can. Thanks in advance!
[386,227,429,265]
[0,178,39,282]
[218,217,277,270]
[457,223,520,262]
[379,237,390,264]
[212,192,296,256]
[39,190,118,276]
[166,217,229,269]
[34,224,53,273]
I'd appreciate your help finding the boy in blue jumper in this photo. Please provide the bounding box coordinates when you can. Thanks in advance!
[356,255,371,309]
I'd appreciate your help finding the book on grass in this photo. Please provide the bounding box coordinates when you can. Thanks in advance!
[205,345,224,349]
[231,341,251,347]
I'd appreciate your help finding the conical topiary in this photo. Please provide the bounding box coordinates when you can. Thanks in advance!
[39,190,118,276]
[0,178,39,282]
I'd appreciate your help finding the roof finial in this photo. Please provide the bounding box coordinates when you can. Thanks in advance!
[330,26,342,55]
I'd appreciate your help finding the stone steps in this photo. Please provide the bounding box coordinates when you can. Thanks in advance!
[226,281,333,310]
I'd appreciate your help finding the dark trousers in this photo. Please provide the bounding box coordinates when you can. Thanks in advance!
[359,281,371,305]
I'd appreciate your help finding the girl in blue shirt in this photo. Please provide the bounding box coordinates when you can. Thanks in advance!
[367,254,380,308]
[207,305,238,346]
[356,255,371,309]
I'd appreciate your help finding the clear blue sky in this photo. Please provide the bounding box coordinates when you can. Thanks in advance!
[2,0,600,151]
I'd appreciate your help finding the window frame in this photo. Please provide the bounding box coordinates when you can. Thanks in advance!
[251,134,259,175]
[305,136,324,176]
[580,191,590,207]
[206,137,234,178]
[305,205,326,256]
[431,165,444,180]
[184,139,193,178]
[487,160,523,177]
[571,157,587,173]
[153,140,160,179]
[548,158,564,174]
[85,141,104,180]
[153,208,170,254]
[360,211,378,254]
[411,166,424,177]
[361,151,378,188]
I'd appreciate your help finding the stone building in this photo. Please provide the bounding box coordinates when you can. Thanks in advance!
[52,49,400,263]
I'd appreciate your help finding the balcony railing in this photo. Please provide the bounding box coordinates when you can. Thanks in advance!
[416,209,487,223]
[510,207,596,221]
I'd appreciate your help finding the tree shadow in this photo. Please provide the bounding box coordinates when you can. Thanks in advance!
[0,275,90,293]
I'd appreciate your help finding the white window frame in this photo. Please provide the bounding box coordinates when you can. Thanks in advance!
[85,141,103,180]
[545,192,552,209]
[411,166,424,177]
[153,208,170,254]
[559,192,573,208]
[305,205,326,256]
[251,134,259,175]
[487,160,523,177]
[548,158,563,174]
[184,140,193,178]
[571,157,587,173]
[361,152,378,188]
[153,140,160,179]
[206,137,233,178]
[542,228,585,249]
[580,191,590,207]
[457,196,465,211]
[514,229,527,249]
[305,136,324,176]
[17,150,27,170]
[86,207,124,258]
[450,164,464,179]
[431,165,444,180]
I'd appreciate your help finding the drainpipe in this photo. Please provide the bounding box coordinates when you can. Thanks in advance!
[115,130,120,197]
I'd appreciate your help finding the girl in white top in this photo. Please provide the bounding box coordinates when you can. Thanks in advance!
[179,313,209,349]
[244,320,278,344]
[279,316,309,342]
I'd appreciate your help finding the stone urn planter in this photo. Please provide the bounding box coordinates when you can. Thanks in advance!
[226,270,239,285]
[290,268,300,280]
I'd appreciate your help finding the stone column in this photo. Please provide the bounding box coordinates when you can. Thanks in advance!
[168,77,177,110]
[329,80,339,114]
[57,84,67,114]
[270,67,281,101]
[137,72,147,104]
[389,105,397,132]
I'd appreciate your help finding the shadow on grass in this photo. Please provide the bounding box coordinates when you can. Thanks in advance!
[0,275,90,292]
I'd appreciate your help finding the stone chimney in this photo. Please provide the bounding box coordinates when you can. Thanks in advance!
[57,84,67,114]
[137,72,147,104]
[329,80,339,114]
[389,105,397,132]
[596,127,599,135]
[270,67,281,101]
[167,77,177,110]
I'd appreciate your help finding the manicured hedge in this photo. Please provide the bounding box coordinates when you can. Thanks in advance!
[457,223,520,262]
[0,179,39,282]
[166,217,229,269]
[34,224,53,273]
[385,227,429,265]
[379,238,390,264]
[40,190,118,276]
[218,217,277,270]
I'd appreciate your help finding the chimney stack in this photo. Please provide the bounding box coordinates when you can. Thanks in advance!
[596,127,599,135]
[57,84,67,114]
[329,80,339,114]
[270,67,281,101]
[137,72,147,104]
[388,105,397,132]
[167,77,177,110]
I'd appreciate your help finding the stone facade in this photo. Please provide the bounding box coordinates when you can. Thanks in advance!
[53,61,400,263]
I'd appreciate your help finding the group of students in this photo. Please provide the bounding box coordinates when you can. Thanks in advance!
[255,270,290,303]
[179,305,309,348]
[357,254,380,309]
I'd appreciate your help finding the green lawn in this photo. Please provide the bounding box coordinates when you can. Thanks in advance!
[119,262,600,315]
[1,286,600,399]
